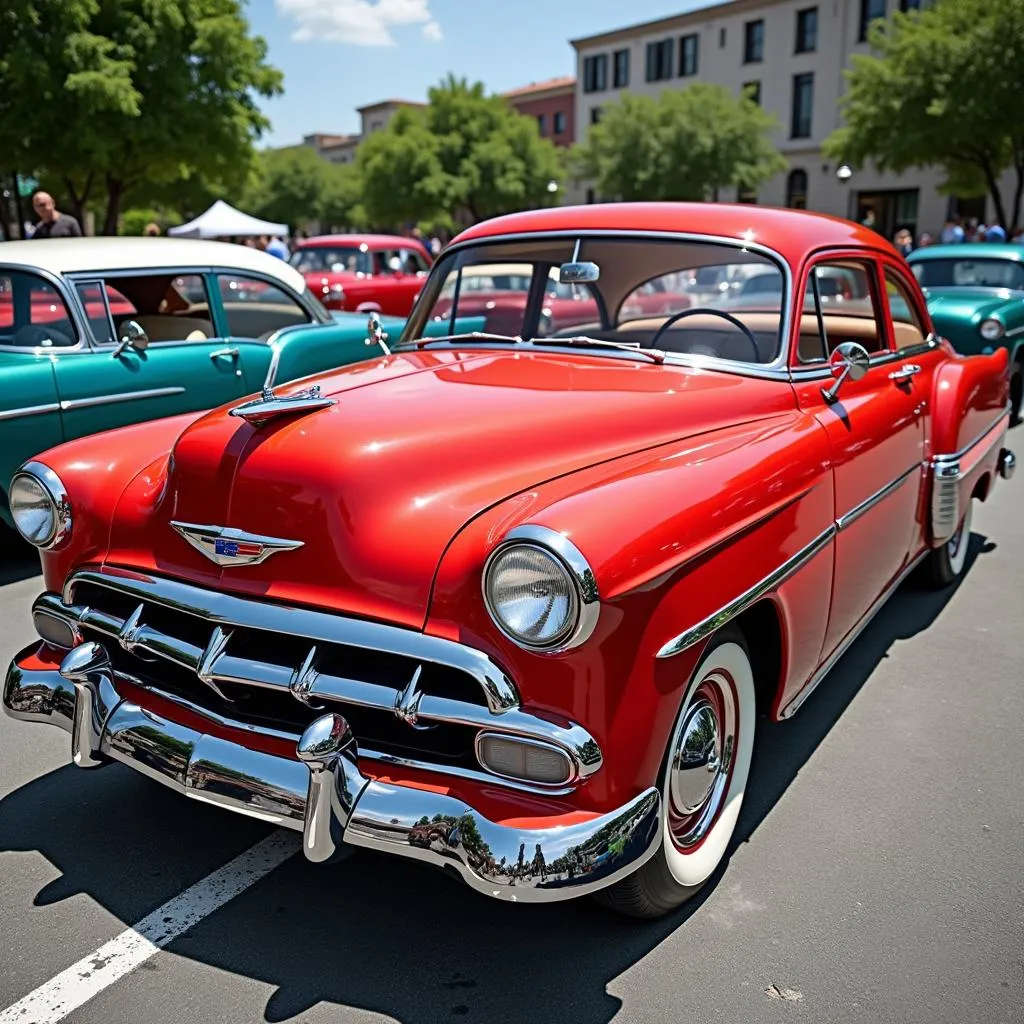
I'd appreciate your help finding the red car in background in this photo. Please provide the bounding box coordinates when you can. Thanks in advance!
[430,263,691,336]
[289,234,433,316]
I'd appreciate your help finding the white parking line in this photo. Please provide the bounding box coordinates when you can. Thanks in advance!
[0,831,301,1024]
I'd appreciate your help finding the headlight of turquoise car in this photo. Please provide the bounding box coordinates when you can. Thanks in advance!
[482,526,600,652]
[9,462,72,549]
[980,318,1005,342]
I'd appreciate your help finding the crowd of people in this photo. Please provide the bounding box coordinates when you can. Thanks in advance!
[889,215,1024,257]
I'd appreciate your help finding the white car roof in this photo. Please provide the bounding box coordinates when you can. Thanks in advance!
[0,236,306,293]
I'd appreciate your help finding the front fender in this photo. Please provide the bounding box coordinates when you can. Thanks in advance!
[426,410,833,813]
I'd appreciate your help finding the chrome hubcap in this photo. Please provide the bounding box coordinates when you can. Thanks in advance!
[668,674,738,850]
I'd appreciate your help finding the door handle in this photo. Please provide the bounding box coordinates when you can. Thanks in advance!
[210,347,239,361]
[888,363,921,383]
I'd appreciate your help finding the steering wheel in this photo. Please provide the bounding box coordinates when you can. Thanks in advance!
[649,307,761,362]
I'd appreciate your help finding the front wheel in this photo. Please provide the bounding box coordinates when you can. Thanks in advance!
[595,627,756,919]
[927,499,973,588]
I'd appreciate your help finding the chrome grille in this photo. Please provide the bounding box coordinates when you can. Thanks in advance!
[36,569,603,791]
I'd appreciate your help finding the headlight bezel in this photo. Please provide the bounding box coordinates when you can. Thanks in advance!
[482,525,600,653]
[9,461,72,549]
[979,318,1005,342]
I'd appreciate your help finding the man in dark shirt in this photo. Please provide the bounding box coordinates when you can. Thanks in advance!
[30,191,83,238]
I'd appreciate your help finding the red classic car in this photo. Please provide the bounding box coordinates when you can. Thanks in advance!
[289,233,433,316]
[4,203,1015,918]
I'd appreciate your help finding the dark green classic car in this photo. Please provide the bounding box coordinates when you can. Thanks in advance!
[0,237,473,531]
[908,243,1024,422]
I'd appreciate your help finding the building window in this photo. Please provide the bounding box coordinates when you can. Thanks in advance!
[796,7,818,53]
[678,34,699,76]
[646,39,674,81]
[859,0,887,41]
[743,81,761,105]
[590,106,602,125]
[900,0,929,10]
[791,72,814,138]
[537,114,546,136]
[744,20,764,63]
[583,54,608,93]
[613,48,630,88]
[786,169,809,209]
[553,110,566,134]
[719,27,726,48]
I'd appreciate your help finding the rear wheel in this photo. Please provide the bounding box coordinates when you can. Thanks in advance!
[595,627,756,919]
[927,499,973,588]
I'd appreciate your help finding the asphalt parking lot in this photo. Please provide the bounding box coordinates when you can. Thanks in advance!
[1,457,1021,1024]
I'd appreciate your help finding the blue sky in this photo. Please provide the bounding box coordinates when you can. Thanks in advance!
[250,0,707,147]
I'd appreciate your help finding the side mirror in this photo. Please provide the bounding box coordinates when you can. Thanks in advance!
[365,312,391,355]
[113,320,149,357]
[821,341,869,404]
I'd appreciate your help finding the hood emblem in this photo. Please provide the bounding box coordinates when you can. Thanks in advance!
[171,521,303,567]
[230,384,335,427]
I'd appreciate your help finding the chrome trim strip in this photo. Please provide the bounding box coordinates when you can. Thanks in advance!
[932,407,1011,464]
[59,568,519,715]
[59,386,186,411]
[836,463,922,531]
[482,524,601,653]
[780,549,928,718]
[656,524,836,659]
[0,402,62,422]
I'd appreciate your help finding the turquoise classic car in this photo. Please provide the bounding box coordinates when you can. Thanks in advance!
[908,243,1024,422]
[0,237,475,530]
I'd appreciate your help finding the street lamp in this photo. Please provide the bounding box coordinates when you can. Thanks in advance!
[546,180,559,193]
[836,164,853,183]
[836,164,855,220]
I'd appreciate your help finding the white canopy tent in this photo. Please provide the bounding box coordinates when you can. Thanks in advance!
[167,199,287,239]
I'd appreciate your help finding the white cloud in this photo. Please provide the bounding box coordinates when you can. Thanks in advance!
[275,0,441,48]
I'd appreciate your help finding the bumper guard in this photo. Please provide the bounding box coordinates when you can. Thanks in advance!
[4,641,661,904]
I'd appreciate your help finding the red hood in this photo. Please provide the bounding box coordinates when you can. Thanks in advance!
[107,349,788,628]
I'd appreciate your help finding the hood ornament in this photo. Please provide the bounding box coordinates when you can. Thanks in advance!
[230,384,335,427]
[172,522,303,567]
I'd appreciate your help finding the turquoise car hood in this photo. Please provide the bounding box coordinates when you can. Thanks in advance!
[923,288,1014,322]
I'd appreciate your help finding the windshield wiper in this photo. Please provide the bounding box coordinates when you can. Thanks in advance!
[403,331,523,349]
[529,335,665,364]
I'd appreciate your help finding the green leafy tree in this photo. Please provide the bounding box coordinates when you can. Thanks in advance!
[571,84,786,202]
[823,0,1024,229]
[0,0,281,234]
[242,146,331,231]
[356,76,563,229]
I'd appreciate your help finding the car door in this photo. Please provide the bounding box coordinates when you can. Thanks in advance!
[790,253,927,661]
[53,272,253,440]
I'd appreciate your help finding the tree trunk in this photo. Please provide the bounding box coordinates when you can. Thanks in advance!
[102,176,124,236]
[979,157,1008,230]
[11,171,26,238]
[1011,151,1024,231]
[63,172,94,234]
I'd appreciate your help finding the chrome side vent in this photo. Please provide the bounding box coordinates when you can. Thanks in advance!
[931,460,960,544]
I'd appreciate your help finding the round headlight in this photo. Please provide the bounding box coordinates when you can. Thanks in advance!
[980,318,1005,341]
[9,462,71,549]
[483,527,600,652]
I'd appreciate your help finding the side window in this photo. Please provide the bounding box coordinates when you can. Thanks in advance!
[0,271,77,348]
[218,274,311,339]
[399,248,429,274]
[75,281,137,344]
[883,267,928,351]
[798,260,883,362]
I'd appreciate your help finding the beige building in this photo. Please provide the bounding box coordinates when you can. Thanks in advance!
[571,0,1009,238]
[304,99,426,165]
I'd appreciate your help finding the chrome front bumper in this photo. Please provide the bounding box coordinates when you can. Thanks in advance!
[4,642,661,904]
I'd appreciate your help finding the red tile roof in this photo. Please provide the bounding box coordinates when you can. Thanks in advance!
[501,76,576,98]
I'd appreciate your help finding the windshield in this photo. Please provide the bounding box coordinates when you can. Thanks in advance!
[289,246,373,275]
[401,236,787,364]
[912,257,1024,291]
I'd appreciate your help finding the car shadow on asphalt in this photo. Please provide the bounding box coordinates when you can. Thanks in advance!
[0,535,993,1024]
[0,527,41,586]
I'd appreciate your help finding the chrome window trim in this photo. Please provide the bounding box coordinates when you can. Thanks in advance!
[0,262,87,352]
[482,524,601,653]
[0,401,62,422]
[789,338,939,381]
[58,386,186,411]
[401,227,795,375]
[932,405,1011,465]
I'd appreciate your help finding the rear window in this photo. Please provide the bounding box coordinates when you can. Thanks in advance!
[912,257,1024,291]
[0,271,77,348]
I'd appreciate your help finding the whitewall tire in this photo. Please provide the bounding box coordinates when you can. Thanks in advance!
[928,499,973,587]
[596,626,756,918]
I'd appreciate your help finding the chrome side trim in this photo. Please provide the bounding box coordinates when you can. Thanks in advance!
[836,462,923,531]
[58,569,519,714]
[932,407,1011,464]
[931,462,961,544]
[59,387,185,411]
[0,402,62,422]
[656,524,836,659]
[780,549,928,718]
